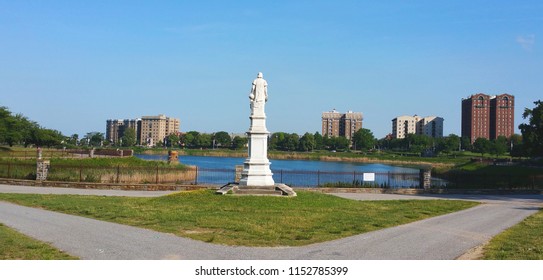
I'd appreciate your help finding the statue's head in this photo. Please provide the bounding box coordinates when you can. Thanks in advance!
[257,72,263,78]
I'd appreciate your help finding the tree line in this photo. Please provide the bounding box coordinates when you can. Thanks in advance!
[2,100,542,158]
[0,106,65,147]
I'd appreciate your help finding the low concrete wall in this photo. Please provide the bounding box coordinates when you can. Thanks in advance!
[1,179,541,194]
[300,187,543,195]
[0,179,215,191]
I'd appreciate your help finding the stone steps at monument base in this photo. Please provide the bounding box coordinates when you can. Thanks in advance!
[234,189,284,196]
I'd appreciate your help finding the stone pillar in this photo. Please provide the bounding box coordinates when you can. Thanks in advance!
[36,159,50,181]
[238,115,275,188]
[419,168,432,189]
[168,150,179,165]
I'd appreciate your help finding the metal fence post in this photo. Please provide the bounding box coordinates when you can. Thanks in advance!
[317,170,320,186]
[7,162,11,178]
[79,164,82,182]
[280,170,283,183]
[387,171,391,187]
[155,165,159,184]
[195,166,199,185]
[116,165,120,183]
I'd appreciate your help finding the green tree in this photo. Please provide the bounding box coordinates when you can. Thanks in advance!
[313,132,324,150]
[519,100,543,157]
[404,134,433,154]
[473,138,492,157]
[437,134,460,154]
[0,107,8,144]
[269,132,286,150]
[213,131,232,148]
[0,108,25,146]
[283,133,299,151]
[492,136,508,157]
[88,132,104,147]
[121,128,137,147]
[352,128,376,151]
[67,134,79,146]
[232,136,248,150]
[164,133,180,148]
[298,133,316,151]
[182,131,199,148]
[195,133,212,148]
[509,134,524,157]
[326,136,350,151]
[0,106,67,147]
[461,136,472,151]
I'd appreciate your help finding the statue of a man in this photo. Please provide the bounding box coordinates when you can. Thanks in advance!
[249,72,268,115]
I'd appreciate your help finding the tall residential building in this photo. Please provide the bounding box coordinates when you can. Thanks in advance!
[140,114,180,146]
[461,93,491,142]
[420,116,444,138]
[321,110,363,139]
[490,94,515,140]
[343,111,364,140]
[461,93,514,143]
[106,119,140,145]
[322,109,342,138]
[391,115,444,139]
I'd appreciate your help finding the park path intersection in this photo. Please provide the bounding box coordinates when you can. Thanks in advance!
[0,184,541,260]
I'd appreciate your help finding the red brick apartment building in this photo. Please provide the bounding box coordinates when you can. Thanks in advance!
[461,93,514,143]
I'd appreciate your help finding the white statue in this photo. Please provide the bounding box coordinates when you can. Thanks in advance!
[249,72,268,115]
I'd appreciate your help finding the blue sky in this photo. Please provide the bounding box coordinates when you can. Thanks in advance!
[1,1,541,138]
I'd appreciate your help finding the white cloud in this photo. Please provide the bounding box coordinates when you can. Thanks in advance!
[516,34,535,51]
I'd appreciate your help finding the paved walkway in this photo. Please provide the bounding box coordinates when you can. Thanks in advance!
[0,184,542,259]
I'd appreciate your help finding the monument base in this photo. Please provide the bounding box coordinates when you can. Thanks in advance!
[216,183,296,197]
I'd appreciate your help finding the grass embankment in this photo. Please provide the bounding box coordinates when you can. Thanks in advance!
[432,161,543,189]
[482,209,543,260]
[0,190,477,247]
[0,223,77,260]
[0,156,194,183]
[0,156,188,168]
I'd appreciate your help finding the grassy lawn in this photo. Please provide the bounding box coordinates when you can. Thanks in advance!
[0,223,77,260]
[0,190,477,247]
[483,208,543,260]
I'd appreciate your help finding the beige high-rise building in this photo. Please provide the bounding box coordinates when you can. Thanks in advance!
[322,109,342,138]
[392,115,444,139]
[321,109,363,140]
[140,115,180,146]
[343,111,364,140]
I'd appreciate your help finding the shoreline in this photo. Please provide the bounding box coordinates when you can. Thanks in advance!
[140,149,454,169]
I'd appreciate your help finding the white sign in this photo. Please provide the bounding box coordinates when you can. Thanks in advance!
[363,173,375,182]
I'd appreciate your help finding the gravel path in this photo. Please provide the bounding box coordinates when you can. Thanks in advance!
[1,184,542,259]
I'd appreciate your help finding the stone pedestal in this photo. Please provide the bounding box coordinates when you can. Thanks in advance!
[238,113,275,188]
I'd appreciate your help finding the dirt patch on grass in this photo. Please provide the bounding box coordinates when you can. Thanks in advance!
[180,228,215,235]
[456,242,488,260]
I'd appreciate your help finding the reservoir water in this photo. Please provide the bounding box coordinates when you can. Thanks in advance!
[135,154,432,187]
[136,154,418,172]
